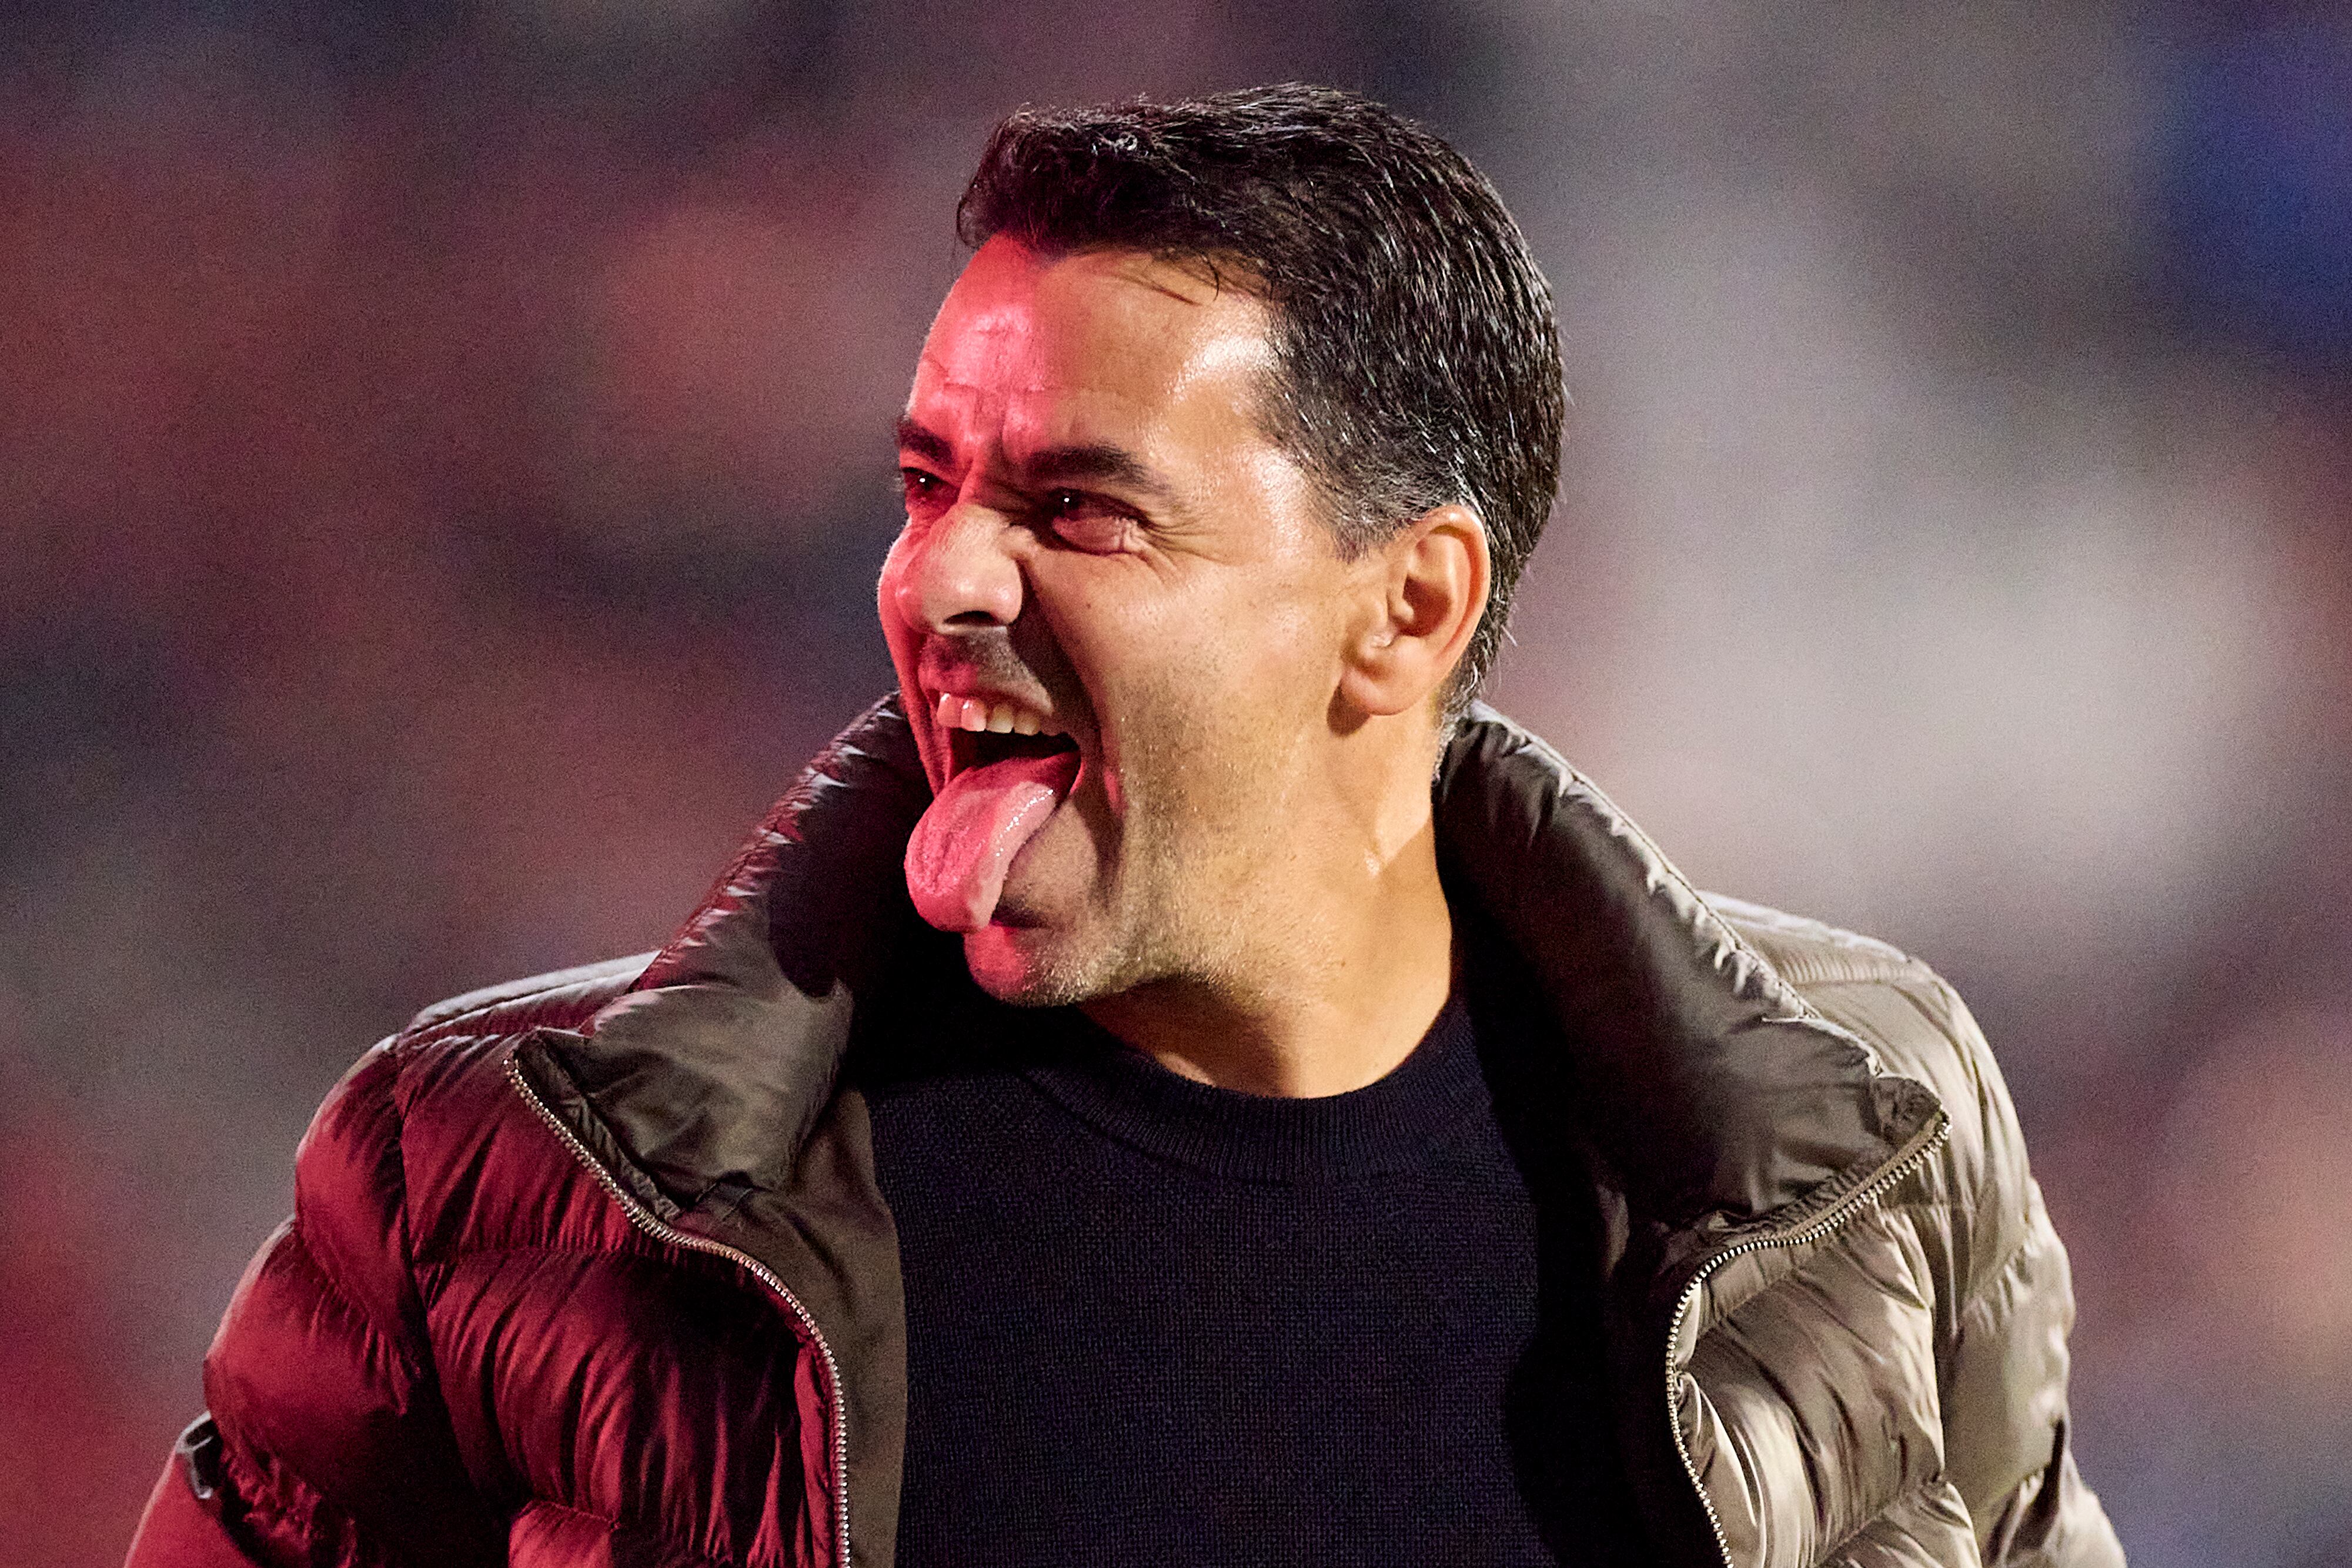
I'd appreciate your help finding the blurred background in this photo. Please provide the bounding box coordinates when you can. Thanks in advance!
[3,1,2347,1563]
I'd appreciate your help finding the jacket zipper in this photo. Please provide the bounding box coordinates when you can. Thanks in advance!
[1661,1111,1951,1568]
[506,1052,853,1568]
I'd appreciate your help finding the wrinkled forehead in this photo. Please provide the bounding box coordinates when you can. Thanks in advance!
[908,239,1277,452]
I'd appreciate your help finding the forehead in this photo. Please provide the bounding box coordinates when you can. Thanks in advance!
[910,239,1275,448]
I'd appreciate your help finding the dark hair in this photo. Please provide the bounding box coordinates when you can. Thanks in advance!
[957,83,1565,722]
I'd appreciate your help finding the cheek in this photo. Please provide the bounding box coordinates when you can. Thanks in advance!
[1189,594,1339,741]
[1116,647,1284,818]
[876,534,950,789]
[876,536,916,646]
[1055,556,1341,777]
[876,550,931,697]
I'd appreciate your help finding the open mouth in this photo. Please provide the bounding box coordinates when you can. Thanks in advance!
[948,726,1082,781]
[907,704,1088,934]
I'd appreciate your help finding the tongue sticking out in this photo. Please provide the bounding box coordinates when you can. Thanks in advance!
[905,749,1082,933]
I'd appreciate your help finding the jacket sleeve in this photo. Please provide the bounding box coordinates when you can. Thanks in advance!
[1924,981,2127,1568]
[124,1042,503,1568]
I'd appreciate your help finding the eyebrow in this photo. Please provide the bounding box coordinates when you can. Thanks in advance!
[895,416,956,469]
[1025,443,1168,499]
[895,416,1176,506]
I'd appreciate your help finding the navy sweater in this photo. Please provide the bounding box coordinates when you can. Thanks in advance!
[866,983,1644,1566]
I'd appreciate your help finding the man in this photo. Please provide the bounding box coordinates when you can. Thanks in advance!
[129,86,2124,1568]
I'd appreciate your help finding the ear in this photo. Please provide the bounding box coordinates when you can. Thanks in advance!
[1338,503,1491,722]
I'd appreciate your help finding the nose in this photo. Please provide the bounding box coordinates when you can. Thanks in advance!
[890,502,1025,634]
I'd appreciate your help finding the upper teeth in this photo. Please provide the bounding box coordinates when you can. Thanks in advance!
[936,691,1059,737]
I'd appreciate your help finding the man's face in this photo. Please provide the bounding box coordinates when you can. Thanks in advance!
[881,236,1365,1005]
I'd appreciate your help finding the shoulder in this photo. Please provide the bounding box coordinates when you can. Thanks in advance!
[203,955,657,1521]
[287,952,657,1266]
[298,952,655,1171]
[343,952,657,1130]
[1705,892,1930,991]
[1695,898,2112,1559]
[401,952,656,1042]
[1707,891,2042,1298]
[1708,892,1984,1102]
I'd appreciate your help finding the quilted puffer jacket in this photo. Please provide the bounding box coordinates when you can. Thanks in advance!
[126,699,2125,1568]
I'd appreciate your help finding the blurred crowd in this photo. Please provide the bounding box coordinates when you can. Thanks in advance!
[3,3,2347,1564]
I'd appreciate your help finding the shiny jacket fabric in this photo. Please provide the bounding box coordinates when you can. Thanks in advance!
[127,700,2125,1568]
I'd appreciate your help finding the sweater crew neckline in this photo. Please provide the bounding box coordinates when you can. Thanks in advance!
[1018,996,1487,1185]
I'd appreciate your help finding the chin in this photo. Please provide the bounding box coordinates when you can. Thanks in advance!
[961,922,1114,1009]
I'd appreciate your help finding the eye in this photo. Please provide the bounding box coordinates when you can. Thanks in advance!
[1043,489,1140,554]
[898,466,949,518]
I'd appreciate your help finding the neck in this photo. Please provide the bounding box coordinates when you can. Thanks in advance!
[1080,797,1458,1099]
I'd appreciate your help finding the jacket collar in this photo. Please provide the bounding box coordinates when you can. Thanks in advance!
[554,694,1939,1234]
[546,695,931,1202]
[1436,710,1940,1230]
